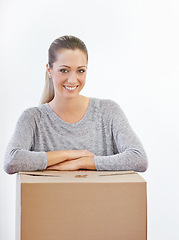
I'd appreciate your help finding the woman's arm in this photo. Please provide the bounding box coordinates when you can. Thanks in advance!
[93,100,148,172]
[3,109,47,174]
[46,150,96,167]
[94,151,147,172]
[46,156,96,171]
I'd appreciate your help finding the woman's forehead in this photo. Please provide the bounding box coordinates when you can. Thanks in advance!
[54,49,87,65]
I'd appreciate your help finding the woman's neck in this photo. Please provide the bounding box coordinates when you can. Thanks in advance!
[48,95,90,123]
[49,94,83,111]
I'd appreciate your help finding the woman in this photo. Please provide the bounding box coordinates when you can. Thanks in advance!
[4,35,148,174]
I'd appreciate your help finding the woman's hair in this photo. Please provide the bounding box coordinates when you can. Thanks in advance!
[40,35,88,105]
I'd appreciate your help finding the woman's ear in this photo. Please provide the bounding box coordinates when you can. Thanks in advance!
[46,64,52,78]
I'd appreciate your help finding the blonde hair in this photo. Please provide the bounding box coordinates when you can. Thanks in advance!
[40,35,88,105]
[40,71,55,105]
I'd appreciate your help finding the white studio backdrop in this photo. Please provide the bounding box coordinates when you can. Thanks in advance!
[0,0,179,239]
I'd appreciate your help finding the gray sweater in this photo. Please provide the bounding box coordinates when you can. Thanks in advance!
[3,98,148,174]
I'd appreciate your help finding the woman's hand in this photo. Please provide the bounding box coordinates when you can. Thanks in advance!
[67,150,96,160]
[46,156,96,171]
[46,149,96,167]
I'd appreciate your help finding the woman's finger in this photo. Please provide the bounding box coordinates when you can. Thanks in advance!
[68,150,96,160]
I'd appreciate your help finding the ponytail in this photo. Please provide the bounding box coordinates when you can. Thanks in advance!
[39,70,54,105]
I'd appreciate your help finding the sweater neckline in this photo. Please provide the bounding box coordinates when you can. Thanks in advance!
[43,98,93,127]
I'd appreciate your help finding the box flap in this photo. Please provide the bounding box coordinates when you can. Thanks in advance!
[18,170,146,183]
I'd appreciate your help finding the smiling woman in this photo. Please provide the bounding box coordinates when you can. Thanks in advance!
[40,36,88,104]
[3,35,148,174]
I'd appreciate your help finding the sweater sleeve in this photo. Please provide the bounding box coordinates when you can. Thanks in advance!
[3,109,47,174]
[94,100,148,172]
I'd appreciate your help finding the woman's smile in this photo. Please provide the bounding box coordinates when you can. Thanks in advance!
[63,85,79,92]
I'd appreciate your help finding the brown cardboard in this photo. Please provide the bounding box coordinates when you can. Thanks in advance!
[16,170,147,240]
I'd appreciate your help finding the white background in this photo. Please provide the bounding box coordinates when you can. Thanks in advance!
[0,0,179,239]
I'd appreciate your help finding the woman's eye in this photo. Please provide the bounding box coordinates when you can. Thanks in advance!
[78,69,85,73]
[60,69,68,73]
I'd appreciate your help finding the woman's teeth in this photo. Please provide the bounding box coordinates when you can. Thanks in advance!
[64,86,78,91]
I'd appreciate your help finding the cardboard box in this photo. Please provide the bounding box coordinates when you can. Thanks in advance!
[16,170,147,240]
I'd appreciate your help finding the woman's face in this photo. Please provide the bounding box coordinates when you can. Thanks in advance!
[47,48,87,100]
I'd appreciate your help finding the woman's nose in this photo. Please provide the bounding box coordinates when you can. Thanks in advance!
[67,72,77,84]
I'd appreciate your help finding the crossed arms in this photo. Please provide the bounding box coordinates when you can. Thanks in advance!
[46,150,96,171]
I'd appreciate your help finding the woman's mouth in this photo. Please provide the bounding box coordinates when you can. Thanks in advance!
[63,85,79,92]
